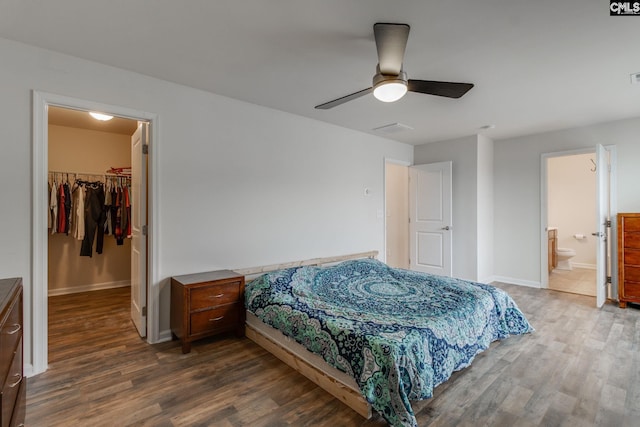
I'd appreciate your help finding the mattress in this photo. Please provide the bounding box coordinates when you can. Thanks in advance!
[245,258,533,427]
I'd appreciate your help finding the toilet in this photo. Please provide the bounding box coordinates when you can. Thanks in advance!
[556,247,576,270]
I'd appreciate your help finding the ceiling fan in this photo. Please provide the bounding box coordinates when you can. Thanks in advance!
[315,23,474,110]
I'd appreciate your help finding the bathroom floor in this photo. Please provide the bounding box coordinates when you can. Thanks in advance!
[548,267,596,297]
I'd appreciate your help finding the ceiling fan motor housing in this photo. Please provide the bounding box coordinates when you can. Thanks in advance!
[373,69,408,88]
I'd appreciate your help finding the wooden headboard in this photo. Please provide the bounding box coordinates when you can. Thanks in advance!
[234,250,378,278]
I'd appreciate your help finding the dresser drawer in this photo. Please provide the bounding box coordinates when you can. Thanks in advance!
[190,281,240,310]
[623,217,640,232]
[624,232,640,249]
[9,378,25,427]
[1,339,22,427]
[624,248,640,266]
[621,281,640,299]
[0,297,21,382]
[190,304,240,335]
[624,265,640,283]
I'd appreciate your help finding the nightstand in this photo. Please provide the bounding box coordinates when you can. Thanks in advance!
[170,270,245,353]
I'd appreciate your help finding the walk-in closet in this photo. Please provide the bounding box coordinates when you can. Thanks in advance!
[47,106,139,361]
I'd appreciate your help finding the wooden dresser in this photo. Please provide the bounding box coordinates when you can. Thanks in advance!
[171,270,245,353]
[0,278,25,427]
[617,213,640,308]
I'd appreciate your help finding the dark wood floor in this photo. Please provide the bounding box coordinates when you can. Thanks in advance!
[26,284,640,426]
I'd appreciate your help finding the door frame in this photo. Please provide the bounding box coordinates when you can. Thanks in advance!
[383,158,411,267]
[31,91,159,376]
[539,145,617,299]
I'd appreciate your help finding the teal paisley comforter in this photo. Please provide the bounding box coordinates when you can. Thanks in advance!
[245,258,532,427]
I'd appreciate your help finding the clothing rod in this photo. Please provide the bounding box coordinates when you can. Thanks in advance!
[48,170,131,178]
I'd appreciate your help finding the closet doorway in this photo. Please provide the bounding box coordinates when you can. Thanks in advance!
[32,91,158,376]
[47,106,143,362]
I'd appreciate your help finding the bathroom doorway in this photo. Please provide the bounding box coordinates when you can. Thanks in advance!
[547,152,597,296]
[541,146,617,303]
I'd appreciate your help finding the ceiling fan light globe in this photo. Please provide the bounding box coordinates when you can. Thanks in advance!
[373,81,408,103]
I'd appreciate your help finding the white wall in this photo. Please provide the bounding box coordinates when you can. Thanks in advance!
[494,117,640,286]
[414,135,479,281]
[548,153,597,267]
[0,37,413,370]
[476,135,494,282]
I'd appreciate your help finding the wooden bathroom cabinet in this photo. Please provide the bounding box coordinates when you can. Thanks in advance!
[548,229,557,273]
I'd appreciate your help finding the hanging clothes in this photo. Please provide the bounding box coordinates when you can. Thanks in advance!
[71,183,85,240]
[49,177,58,234]
[80,183,106,257]
[103,179,113,236]
[63,181,71,235]
[47,180,52,230]
[124,185,132,239]
[48,170,132,255]
[114,186,124,245]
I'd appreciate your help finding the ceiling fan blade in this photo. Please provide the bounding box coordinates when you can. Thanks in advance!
[408,80,474,98]
[374,23,410,75]
[314,87,373,110]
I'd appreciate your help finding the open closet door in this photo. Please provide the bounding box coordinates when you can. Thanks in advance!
[595,144,609,308]
[131,123,147,337]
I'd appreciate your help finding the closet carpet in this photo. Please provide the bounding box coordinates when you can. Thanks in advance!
[26,283,640,426]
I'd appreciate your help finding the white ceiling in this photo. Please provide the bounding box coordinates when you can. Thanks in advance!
[1,0,639,145]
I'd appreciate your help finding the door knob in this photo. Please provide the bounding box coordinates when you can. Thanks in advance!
[441,226,450,230]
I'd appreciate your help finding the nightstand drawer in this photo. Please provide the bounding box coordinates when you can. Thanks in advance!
[190,281,240,310]
[171,270,245,353]
[191,304,240,335]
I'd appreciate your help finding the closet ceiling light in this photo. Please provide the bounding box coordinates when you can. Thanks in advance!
[89,111,114,121]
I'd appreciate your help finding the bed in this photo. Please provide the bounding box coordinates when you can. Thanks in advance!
[239,253,533,427]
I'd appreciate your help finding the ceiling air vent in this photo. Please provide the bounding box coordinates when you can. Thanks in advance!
[631,72,640,85]
[373,122,414,134]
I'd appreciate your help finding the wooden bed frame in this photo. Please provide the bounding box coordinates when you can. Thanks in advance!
[234,251,378,419]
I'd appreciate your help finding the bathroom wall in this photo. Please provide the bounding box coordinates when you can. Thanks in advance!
[547,152,596,267]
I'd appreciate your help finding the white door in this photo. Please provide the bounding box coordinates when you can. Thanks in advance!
[595,144,609,308]
[409,162,452,276]
[131,123,147,336]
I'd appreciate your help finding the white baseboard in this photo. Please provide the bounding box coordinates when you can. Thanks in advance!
[571,263,596,270]
[491,276,541,289]
[157,329,173,343]
[24,363,34,378]
[48,280,131,296]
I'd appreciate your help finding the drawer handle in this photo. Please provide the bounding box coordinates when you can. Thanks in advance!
[209,316,224,322]
[209,294,225,299]
[6,324,21,335]
[9,373,22,388]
